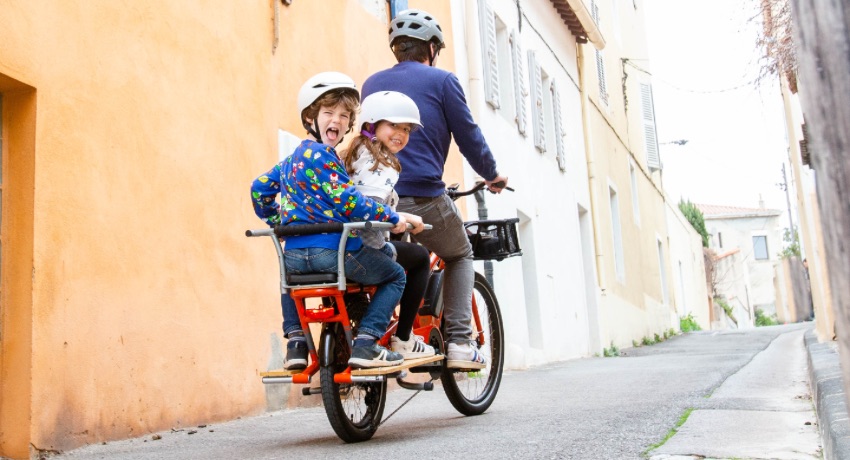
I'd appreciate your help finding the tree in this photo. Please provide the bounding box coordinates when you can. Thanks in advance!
[679,199,709,247]
[778,226,801,258]
[753,0,797,91]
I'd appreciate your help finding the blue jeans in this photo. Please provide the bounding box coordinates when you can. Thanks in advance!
[281,244,405,339]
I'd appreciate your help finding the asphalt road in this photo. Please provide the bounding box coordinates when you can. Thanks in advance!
[52,322,819,460]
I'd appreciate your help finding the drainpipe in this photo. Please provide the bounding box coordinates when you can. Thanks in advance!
[577,44,606,293]
[474,190,495,286]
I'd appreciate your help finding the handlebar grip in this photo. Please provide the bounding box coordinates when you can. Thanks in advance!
[274,222,346,237]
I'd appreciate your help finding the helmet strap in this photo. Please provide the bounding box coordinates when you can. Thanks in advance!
[361,124,378,143]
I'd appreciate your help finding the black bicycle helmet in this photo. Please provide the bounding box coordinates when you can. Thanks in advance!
[388,9,445,49]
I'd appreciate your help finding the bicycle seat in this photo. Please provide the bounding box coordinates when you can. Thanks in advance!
[286,273,338,285]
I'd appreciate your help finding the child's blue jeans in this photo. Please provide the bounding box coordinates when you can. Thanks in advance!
[280,244,405,339]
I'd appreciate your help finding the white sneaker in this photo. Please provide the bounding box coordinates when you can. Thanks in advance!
[390,334,436,359]
[446,342,487,369]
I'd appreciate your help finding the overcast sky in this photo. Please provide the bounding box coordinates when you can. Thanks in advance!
[643,0,793,222]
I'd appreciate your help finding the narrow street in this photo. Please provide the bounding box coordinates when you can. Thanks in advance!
[52,323,819,460]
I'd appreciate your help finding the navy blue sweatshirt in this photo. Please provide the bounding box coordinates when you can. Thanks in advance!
[362,61,499,197]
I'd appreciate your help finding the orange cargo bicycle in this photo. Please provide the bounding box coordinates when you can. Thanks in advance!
[246,182,520,442]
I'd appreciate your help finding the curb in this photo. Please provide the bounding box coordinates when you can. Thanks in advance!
[805,329,850,460]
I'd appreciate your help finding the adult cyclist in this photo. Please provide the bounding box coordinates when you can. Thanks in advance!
[362,9,508,369]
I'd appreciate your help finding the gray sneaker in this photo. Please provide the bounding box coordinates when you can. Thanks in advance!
[348,342,404,369]
[284,340,308,370]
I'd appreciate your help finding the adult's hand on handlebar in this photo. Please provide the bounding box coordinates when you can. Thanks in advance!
[397,212,426,234]
[486,175,509,194]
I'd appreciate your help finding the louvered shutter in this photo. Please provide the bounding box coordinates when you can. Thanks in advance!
[528,50,545,152]
[509,30,527,135]
[478,0,500,109]
[551,80,566,171]
[640,83,661,170]
[596,50,607,104]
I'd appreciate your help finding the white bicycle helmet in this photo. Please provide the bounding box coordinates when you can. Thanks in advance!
[389,9,445,49]
[359,91,423,130]
[297,71,359,117]
[296,71,360,141]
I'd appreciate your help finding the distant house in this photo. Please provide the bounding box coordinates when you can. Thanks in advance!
[697,203,787,328]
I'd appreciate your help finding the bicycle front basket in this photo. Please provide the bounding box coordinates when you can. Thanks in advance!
[464,218,522,261]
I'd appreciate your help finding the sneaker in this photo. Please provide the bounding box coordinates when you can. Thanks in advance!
[446,342,487,370]
[391,335,436,359]
[284,340,308,370]
[348,342,404,369]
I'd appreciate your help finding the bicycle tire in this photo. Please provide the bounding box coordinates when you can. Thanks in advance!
[441,272,505,415]
[319,324,387,443]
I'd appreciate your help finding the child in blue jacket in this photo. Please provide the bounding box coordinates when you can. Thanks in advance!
[251,72,424,369]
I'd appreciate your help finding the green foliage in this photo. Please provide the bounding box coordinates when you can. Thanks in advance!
[603,341,620,357]
[678,199,709,247]
[778,226,801,259]
[654,333,662,343]
[715,297,737,324]
[642,336,654,346]
[680,313,702,332]
[633,339,640,348]
[755,308,779,327]
[668,328,676,338]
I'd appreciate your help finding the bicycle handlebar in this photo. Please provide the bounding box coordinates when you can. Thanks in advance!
[245,221,431,238]
[446,181,514,199]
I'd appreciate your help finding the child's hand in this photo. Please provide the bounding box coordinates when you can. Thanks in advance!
[398,212,425,234]
[391,214,409,234]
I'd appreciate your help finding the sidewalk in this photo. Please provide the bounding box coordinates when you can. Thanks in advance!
[805,329,850,460]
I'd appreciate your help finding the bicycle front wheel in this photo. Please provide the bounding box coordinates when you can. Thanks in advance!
[319,324,387,443]
[441,271,505,415]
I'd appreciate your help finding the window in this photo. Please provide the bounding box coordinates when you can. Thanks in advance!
[478,0,500,109]
[629,160,640,225]
[495,17,514,123]
[640,83,661,170]
[657,238,668,304]
[550,80,566,171]
[509,30,527,135]
[752,235,769,260]
[528,50,546,153]
[278,129,301,161]
[595,50,608,105]
[609,184,625,282]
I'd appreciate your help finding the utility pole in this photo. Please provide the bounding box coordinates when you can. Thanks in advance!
[780,163,795,235]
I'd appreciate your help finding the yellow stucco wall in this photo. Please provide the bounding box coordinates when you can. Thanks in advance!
[0,0,456,456]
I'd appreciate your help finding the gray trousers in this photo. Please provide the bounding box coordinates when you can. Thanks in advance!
[397,194,475,344]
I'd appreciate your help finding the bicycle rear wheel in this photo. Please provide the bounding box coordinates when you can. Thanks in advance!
[319,323,387,443]
[441,271,505,415]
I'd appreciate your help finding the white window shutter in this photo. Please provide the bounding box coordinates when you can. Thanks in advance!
[641,83,662,170]
[551,80,566,171]
[591,0,600,25]
[528,50,546,152]
[478,0,500,109]
[509,30,527,135]
[596,50,608,105]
